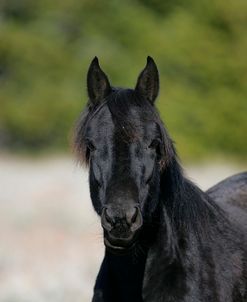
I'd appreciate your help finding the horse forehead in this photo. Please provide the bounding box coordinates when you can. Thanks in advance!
[87,104,155,141]
[87,106,114,137]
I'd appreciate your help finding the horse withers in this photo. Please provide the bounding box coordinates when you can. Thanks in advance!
[74,57,247,302]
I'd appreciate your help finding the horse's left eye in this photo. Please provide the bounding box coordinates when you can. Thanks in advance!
[148,138,161,150]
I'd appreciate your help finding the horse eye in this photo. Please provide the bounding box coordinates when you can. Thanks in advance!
[148,138,161,150]
[86,140,96,152]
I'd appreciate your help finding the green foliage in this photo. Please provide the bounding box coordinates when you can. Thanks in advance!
[0,0,246,160]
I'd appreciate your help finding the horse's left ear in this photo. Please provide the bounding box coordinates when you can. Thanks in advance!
[135,56,159,104]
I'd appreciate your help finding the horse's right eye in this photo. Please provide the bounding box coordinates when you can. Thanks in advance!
[87,142,96,151]
[86,140,96,152]
[85,140,96,162]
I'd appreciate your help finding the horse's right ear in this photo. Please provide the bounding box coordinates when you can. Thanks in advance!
[87,57,111,105]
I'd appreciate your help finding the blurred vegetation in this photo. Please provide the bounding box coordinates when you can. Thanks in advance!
[0,0,246,160]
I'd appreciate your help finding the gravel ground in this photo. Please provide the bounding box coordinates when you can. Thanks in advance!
[0,155,245,302]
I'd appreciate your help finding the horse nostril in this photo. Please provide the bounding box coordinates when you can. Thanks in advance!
[126,207,138,225]
[105,208,115,224]
[101,207,114,231]
[132,208,138,223]
[126,207,143,231]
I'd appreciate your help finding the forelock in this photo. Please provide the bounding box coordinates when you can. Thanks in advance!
[73,88,175,168]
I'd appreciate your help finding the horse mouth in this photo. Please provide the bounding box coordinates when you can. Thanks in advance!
[104,237,137,254]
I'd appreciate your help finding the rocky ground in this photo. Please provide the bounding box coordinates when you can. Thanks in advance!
[0,155,245,301]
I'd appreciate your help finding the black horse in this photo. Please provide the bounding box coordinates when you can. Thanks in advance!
[74,57,247,302]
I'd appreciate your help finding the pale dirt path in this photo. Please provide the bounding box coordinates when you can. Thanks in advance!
[0,155,245,302]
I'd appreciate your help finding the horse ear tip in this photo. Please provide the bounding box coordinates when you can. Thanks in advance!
[91,56,99,67]
[147,56,154,64]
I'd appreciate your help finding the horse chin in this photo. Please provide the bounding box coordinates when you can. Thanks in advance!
[104,237,137,255]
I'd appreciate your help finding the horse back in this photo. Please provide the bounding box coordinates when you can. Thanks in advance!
[207,172,247,231]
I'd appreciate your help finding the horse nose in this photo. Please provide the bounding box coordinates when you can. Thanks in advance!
[101,206,143,232]
[101,207,115,231]
[126,207,143,232]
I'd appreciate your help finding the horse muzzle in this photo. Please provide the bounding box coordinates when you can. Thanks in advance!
[101,205,143,251]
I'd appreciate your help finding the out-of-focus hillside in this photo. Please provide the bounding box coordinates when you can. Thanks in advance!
[0,0,247,160]
[0,155,245,301]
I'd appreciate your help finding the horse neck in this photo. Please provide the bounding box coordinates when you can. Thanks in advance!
[158,157,228,256]
[104,247,147,300]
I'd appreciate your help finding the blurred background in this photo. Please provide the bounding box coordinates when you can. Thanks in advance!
[0,0,246,301]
